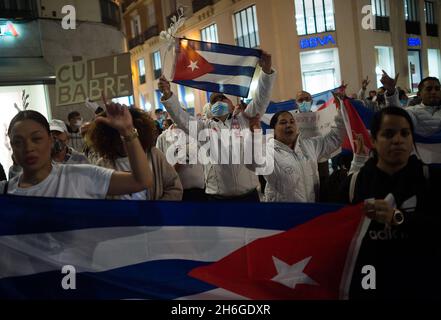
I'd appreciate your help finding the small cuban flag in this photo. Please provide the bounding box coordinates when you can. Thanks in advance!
[172,38,262,98]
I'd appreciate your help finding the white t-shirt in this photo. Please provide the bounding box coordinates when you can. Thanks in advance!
[0,164,114,199]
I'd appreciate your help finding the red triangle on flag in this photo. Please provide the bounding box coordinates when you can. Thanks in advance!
[342,99,373,151]
[189,204,365,300]
[173,40,215,81]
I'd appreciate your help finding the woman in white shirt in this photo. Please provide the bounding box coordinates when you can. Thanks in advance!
[1,102,153,199]
[256,108,346,203]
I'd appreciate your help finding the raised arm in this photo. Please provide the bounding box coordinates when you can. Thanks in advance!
[95,100,153,196]
[243,51,276,118]
[381,70,402,107]
[158,77,205,135]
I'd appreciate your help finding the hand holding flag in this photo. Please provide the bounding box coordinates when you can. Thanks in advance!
[158,76,173,100]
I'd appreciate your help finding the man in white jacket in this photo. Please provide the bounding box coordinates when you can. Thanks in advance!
[383,72,441,137]
[158,51,275,201]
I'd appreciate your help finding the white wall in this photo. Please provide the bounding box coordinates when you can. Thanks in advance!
[0,85,50,174]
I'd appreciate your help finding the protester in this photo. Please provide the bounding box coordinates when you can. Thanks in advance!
[89,107,183,201]
[156,123,205,201]
[357,76,384,112]
[248,96,346,202]
[158,51,275,202]
[383,72,441,136]
[340,106,441,299]
[66,111,85,152]
[49,119,89,164]
[0,104,153,198]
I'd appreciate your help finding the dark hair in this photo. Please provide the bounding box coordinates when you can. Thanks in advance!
[155,109,163,114]
[270,111,294,129]
[162,119,173,127]
[88,108,157,161]
[210,93,228,105]
[8,110,50,136]
[68,111,80,120]
[95,107,104,115]
[370,106,417,159]
[418,77,440,92]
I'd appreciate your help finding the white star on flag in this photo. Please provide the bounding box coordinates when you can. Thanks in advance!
[271,256,319,289]
[187,60,199,72]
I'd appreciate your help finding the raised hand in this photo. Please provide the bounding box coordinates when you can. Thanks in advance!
[259,51,272,74]
[158,76,172,100]
[362,76,370,90]
[96,92,134,136]
[380,70,399,93]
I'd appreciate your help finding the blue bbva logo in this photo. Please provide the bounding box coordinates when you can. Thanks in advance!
[300,35,336,49]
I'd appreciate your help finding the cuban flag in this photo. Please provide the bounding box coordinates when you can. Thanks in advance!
[0,196,369,300]
[172,39,262,98]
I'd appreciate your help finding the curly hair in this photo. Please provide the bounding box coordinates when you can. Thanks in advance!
[87,108,158,161]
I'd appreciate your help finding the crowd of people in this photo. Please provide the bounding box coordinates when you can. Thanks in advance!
[1,50,440,299]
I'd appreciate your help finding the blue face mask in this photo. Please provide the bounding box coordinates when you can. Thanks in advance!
[298,101,312,113]
[211,101,230,117]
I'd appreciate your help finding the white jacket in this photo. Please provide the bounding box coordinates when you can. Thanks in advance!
[259,112,345,203]
[161,70,276,196]
[386,91,441,136]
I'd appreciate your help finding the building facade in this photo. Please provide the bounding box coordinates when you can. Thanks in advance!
[125,0,441,114]
[0,0,124,170]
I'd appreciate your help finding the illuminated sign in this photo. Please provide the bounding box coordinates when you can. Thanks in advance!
[300,35,336,49]
[0,22,19,37]
[408,37,421,47]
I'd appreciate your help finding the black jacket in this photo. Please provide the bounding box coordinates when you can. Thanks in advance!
[340,155,441,299]
[0,163,6,182]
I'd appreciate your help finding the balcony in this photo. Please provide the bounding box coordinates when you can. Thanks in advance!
[143,25,159,41]
[406,20,421,35]
[374,16,390,32]
[128,25,159,50]
[192,0,214,13]
[100,0,121,29]
[426,23,439,37]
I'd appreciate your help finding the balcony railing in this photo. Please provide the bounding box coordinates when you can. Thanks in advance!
[100,0,121,29]
[426,23,439,37]
[192,0,214,13]
[406,20,421,35]
[128,25,159,50]
[374,16,390,32]
[0,0,38,20]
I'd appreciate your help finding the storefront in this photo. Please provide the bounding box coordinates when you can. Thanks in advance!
[0,19,53,173]
[428,48,441,79]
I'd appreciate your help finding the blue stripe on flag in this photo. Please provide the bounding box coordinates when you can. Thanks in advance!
[187,39,262,58]
[174,80,250,98]
[0,260,214,299]
[211,64,256,78]
[266,100,296,114]
[0,196,343,236]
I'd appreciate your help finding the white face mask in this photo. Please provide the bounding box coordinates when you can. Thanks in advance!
[74,119,83,127]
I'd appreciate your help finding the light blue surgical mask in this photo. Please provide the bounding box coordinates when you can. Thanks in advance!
[211,101,230,117]
[298,101,312,113]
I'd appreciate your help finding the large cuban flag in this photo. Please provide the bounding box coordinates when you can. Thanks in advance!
[0,195,369,300]
[172,38,262,98]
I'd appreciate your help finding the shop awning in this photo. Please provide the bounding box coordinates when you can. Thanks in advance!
[0,57,55,86]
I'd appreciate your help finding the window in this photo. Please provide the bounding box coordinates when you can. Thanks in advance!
[201,24,218,43]
[147,2,156,27]
[178,85,196,111]
[131,15,141,38]
[0,0,37,18]
[100,0,121,29]
[428,49,441,78]
[138,59,146,84]
[425,1,435,24]
[371,0,390,31]
[152,50,162,79]
[294,0,335,36]
[404,0,419,21]
[375,46,395,88]
[372,0,389,16]
[299,48,341,95]
[233,5,260,48]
